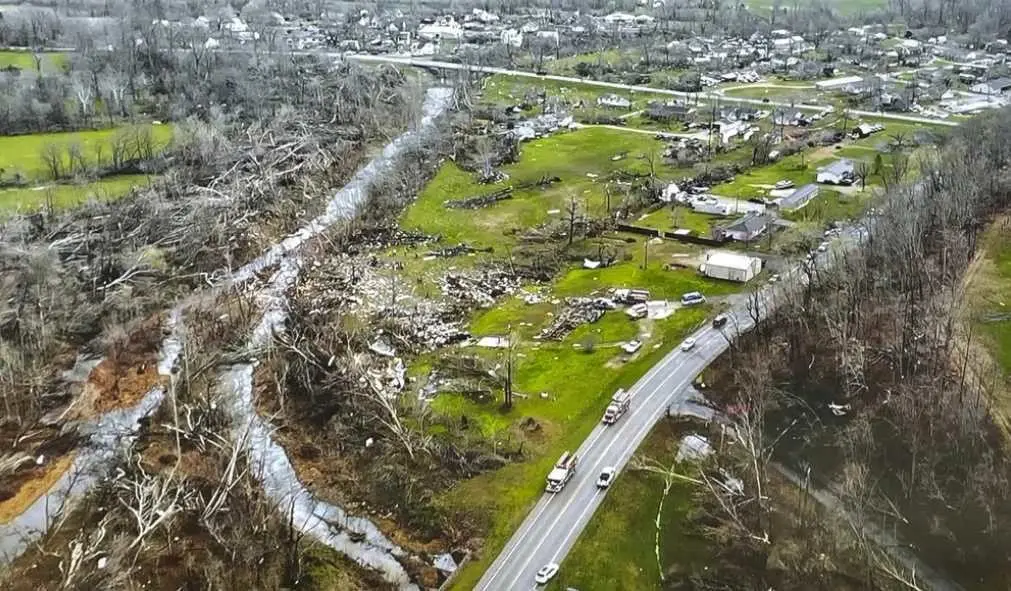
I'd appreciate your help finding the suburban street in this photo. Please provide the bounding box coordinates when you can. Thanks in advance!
[347,54,960,127]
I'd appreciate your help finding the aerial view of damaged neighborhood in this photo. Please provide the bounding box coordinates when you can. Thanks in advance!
[6,0,1011,589]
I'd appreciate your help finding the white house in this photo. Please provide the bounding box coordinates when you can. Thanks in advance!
[597,94,632,108]
[699,251,763,283]
[970,77,1011,95]
[418,17,463,41]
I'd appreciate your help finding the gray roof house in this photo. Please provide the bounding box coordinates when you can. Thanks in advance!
[779,183,819,211]
[970,77,1011,95]
[816,159,855,184]
[718,213,771,242]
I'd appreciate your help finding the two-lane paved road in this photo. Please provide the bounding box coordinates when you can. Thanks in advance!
[347,54,960,127]
[473,230,856,589]
[476,300,767,590]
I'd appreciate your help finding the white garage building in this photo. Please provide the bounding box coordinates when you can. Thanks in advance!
[699,250,763,283]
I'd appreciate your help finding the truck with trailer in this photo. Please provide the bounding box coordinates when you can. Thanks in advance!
[546,451,578,492]
[602,388,632,424]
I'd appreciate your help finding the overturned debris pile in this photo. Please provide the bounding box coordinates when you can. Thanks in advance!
[536,297,608,341]
[441,270,522,309]
[443,176,562,210]
[444,186,513,209]
[426,243,494,258]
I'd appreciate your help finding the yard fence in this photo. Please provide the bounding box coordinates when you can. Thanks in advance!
[616,223,726,247]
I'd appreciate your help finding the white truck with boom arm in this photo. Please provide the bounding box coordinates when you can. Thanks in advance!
[602,388,632,424]
[545,451,578,492]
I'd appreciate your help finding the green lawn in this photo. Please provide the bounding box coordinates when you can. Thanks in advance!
[0,175,155,213]
[554,251,740,300]
[715,151,827,200]
[973,223,1011,377]
[550,420,709,590]
[782,188,870,224]
[0,124,173,183]
[722,85,819,103]
[637,207,722,236]
[480,74,668,115]
[0,50,67,73]
[400,127,666,252]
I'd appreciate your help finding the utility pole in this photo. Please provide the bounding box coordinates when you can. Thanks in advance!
[504,324,515,410]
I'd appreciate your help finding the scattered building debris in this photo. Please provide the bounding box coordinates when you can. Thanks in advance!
[537,298,607,340]
[677,434,713,462]
[440,270,522,309]
[476,336,510,348]
[369,339,396,357]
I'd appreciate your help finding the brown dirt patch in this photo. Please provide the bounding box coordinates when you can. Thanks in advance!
[70,315,166,420]
[0,453,75,524]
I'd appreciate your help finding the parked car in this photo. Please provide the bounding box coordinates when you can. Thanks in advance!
[817,242,829,252]
[681,337,697,351]
[597,467,616,488]
[712,313,728,328]
[621,340,643,354]
[774,179,795,190]
[681,292,706,306]
[535,563,560,585]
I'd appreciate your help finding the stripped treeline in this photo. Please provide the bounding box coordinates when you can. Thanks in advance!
[254,122,515,584]
[683,108,1011,589]
[0,50,422,535]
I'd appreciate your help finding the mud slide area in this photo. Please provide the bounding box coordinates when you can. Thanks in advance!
[0,310,184,560]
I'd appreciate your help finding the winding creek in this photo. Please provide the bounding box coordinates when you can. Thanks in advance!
[0,87,453,589]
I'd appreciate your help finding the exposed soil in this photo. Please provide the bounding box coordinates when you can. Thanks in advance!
[0,452,75,524]
[70,315,166,420]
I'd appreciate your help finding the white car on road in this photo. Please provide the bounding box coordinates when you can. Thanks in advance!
[535,563,559,585]
[597,467,616,488]
[681,337,697,351]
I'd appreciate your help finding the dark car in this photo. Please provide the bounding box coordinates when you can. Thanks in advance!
[713,314,728,328]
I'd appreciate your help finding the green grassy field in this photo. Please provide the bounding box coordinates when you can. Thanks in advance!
[0,175,154,213]
[969,221,1011,437]
[0,124,173,213]
[722,84,818,103]
[480,74,668,117]
[0,124,173,183]
[549,420,709,590]
[637,207,723,236]
[0,50,68,73]
[401,127,666,251]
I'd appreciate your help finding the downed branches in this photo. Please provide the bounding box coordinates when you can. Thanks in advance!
[536,298,608,341]
[426,243,493,258]
[444,186,513,209]
[443,176,561,210]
